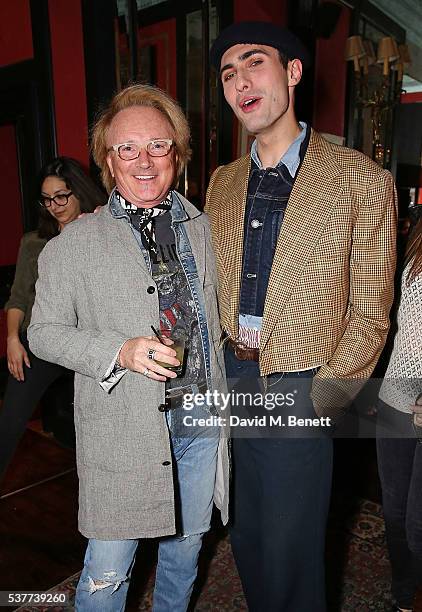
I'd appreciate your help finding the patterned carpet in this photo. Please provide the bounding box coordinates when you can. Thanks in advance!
[17,499,394,611]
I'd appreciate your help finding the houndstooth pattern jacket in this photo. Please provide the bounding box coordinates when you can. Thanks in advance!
[206,129,397,414]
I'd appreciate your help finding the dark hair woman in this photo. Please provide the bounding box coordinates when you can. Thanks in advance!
[0,157,106,479]
[377,214,422,612]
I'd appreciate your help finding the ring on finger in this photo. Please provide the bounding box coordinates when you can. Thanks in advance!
[143,368,150,377]
[147,348,156,360]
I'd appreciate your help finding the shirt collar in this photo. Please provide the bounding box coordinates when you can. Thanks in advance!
[250,121,307,177]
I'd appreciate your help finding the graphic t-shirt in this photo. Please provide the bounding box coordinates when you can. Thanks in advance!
[151,212,206,394]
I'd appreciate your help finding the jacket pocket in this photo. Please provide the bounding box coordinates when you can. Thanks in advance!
[77,415,136,472]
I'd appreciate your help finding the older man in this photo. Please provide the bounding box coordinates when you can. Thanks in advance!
[206,21,397,612]
[28,84,228,612]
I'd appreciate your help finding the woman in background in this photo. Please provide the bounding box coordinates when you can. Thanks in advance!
[378,214,422,612]
[0,157,106,479]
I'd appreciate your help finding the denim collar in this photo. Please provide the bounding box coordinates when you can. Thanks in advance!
[108,187,189,223]
[250,121,307,177]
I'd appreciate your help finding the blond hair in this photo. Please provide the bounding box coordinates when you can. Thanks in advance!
[91,84,191,193]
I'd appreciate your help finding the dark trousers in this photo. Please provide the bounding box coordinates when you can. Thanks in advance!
[377,402,422,608]
[225,347,333,612]
[0,333,65,479]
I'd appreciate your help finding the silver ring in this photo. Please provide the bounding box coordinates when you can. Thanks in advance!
[143,368,150,377]
[147,349,156,360]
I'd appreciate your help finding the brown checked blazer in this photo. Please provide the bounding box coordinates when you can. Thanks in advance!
[205,129,397,410]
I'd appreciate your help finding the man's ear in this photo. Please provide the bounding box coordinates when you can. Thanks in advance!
[287,59,303,87]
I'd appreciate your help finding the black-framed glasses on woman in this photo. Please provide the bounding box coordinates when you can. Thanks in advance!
[108,139,173,161]
[38,192,73,208]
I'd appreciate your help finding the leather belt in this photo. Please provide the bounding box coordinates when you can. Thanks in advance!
[227,338,259,362]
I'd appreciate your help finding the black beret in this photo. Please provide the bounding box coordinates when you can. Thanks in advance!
[210,21,310,71]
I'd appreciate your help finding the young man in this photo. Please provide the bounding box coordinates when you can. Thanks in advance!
[206,21,397,611]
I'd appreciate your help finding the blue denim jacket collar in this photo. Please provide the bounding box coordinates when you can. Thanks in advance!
[250,120,307,177]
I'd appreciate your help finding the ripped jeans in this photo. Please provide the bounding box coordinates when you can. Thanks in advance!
[75,404,220,611]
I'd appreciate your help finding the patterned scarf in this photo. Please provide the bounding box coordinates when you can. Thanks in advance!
[116,191,172,257]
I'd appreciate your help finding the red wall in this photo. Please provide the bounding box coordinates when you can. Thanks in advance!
[0,126,24,265]
[313,3,351,137]
[0,125,25,357]
[234,0,287,24]
[0,2,89,165]
[139,19,177,99]
[48,0,89,166]
[0,1,33,67]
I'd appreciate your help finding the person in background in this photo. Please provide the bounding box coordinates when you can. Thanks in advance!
[28,84,229,612]
[0,157,105,479]
[378,214,422,612]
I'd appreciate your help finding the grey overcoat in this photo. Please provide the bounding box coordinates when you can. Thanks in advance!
[28,194,229,539]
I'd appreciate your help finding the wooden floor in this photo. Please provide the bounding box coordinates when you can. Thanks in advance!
[1,424,421,611]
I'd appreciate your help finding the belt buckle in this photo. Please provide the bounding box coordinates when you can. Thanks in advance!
[165,386,183,400]
[234,344,242,360]
[165,384,197,400]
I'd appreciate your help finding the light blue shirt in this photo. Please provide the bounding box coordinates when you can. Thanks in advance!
[250,121,307,177]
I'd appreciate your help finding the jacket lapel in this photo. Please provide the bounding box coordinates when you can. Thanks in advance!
[112,213,153,276]
[218,156,250,334]
[260,130,344,351]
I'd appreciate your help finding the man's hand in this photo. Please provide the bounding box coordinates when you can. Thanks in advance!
[118,336,179,381]
[77,205,102,219]
[7,336,31,381]
[410,393,422,427]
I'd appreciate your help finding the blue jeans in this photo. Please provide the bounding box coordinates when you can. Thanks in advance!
[225,347,333,611]
[75,404,219,612]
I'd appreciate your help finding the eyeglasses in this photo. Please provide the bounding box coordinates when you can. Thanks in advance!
[38,191,73,208]
[108,139,174,161]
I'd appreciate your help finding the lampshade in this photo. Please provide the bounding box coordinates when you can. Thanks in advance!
[360,40,375,73]
[377,37,399,75]
[363,40,376,65]
[345,35,365,72]
[391,38,399,59]
[391,42,410,81]
[398,44,411,65]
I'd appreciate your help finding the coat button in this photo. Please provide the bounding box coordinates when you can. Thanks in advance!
[162,460,171,466]
[158,403,169,412]
[147,286,155,294]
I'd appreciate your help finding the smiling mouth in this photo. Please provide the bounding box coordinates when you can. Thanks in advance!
[134,175,156,180]
[240,97,261,111]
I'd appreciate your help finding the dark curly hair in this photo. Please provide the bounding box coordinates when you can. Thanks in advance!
[37,157,107,240]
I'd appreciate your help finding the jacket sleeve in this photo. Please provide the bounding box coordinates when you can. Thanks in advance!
[4,235,37,315]
[312,169,398,416]
[28,238,130,387]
